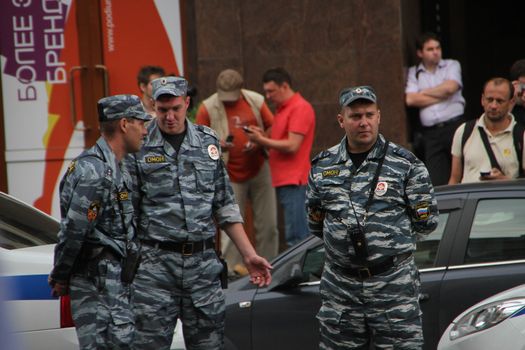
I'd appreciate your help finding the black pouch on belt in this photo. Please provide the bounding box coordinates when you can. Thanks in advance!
[74,244,104,277]
[121,245,141,284]
[219,256,228,289]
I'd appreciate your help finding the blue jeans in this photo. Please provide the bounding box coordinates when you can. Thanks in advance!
[276,185,309,247]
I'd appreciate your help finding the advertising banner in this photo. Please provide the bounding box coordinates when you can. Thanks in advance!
[0,0,84,216]
[1,0,184,217]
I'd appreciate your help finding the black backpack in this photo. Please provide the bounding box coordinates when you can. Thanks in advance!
[461,119,525,177]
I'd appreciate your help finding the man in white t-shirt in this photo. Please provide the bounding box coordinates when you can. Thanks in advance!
[449,77,524,184]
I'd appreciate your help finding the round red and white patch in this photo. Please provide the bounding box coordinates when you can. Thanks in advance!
[375,181,388,196]
[208,144,220,160]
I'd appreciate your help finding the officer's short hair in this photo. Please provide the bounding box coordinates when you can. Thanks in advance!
[100,117,135,136]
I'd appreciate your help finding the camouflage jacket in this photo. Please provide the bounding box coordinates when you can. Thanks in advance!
[128,119,242,242]
[306,134,438,266]
[51,137,134,282]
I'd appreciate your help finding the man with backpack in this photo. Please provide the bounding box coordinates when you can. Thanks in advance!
[449,77,524,184]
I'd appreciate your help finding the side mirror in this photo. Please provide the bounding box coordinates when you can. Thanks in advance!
[267,260,308,291]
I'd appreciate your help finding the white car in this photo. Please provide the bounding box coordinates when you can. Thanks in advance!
[0,192,185,349]
[438,283,525,349]
[0,191,77,349]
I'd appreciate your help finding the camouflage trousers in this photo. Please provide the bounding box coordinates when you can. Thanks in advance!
[132,244,225,350]
[318,256,423,350]
[69,259,134,350]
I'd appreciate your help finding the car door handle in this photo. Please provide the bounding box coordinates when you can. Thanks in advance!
[239,301,252,309]
[419,293,430,302]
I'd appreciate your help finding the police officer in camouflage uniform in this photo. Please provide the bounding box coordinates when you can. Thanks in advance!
[306,86,438,349]
[128,76,272,350]
[49,95,151,349]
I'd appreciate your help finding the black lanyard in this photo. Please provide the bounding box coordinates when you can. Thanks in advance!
[349,140,390,228]
[365,140,389,213]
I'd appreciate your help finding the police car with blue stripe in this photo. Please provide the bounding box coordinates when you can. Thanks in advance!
[0,191,77,349]
[0,192,186,350]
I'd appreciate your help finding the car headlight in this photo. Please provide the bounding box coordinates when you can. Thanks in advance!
[449,298,525,340]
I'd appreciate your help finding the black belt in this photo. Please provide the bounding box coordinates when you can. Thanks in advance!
[423,115,463,129]
[331,252,412,279]
[142,237,215,256]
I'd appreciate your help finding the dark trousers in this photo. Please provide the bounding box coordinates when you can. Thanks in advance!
[422,116,464,186]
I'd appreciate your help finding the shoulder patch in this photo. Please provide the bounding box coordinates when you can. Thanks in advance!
[374,181,388,196]
[308,207,325,223]
[414,201,430,221]
[207,144,220,160]
[67,160,76,175]
[87,201,101,222]
[117,191,129,201]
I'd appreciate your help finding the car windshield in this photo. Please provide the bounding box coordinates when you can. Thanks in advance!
[0,194,58,249]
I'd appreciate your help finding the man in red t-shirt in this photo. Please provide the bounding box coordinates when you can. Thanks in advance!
[196,69,279,274]
[247,67,316,247]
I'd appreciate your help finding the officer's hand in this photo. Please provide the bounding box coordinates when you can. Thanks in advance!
[244,255,272,287]
[48,276,69,297]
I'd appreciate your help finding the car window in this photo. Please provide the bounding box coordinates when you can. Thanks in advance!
[414,212,449,269]
[0,196,58,249]
[465,199,525,264]
[302,244,325,282]
[0,219,57,249]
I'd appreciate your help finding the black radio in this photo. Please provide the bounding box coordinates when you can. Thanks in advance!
[349,226,369,259]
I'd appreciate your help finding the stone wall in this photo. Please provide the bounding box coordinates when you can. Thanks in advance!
[185,0,408,154]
